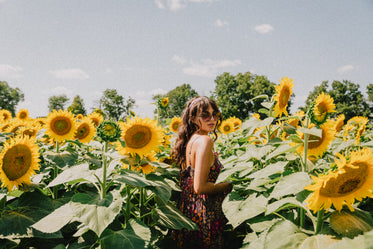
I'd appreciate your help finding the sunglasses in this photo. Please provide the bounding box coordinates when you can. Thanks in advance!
[199,111,221,121]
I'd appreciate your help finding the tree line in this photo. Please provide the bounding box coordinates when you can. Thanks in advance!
[1,72,373,122]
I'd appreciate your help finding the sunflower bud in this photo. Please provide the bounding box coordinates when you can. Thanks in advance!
[96,120,121,142]
[329,209,373,238]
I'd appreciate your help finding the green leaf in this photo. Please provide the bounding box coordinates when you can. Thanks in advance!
[0,190,61,239]
[248,161,288,179]
[72,192,113,207]
[269,172,312,200]
[100,219,151,249]
[264,220,308,249]
[145,174,172,204]
[298,127,322,138]
[216,162,252,183]
[298,235,338,249]
[114,170,154,187]
[223,194,268,228]
[153,202,199,230]
[266,144,298,160]
[44,150,78,168]
[47,163,92,187]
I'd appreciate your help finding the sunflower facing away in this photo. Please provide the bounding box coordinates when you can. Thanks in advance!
[296,120,336,158]
[305,148,373,212]
[334,114,345,133]
[311,92,336,125]
[88,112,104,127]
[117,116,163,157]
[16,108,30,120]
[344,116,369,144]
[0,136,40,191]
[122,152,157,174]
[219,119,235,135]
[169,117,182,133]
[74,117,97,144]
[273,77,294,117]
[45,110,77,143]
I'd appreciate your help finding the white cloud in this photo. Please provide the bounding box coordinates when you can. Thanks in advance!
[48,86,73,95]
[49,68,90,80]
[0,64,23,79]
[172,55,187,64]
[214,19,229,28]
[182,58,242,77]
[254,24,274,34]
[337,65,354,74]
[155,0,216,11]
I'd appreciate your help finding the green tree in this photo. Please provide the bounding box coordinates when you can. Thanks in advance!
[212,72,278,120]
[48,95,69,112]
[99,89,135,121]
[0,81,24,116]
[301,80,370,121]
[153,83,198,121]
[68,95,87,116]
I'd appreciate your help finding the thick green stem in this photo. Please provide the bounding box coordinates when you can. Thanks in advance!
[125,186,132,226]
[101,141,109,199]
[315,210,324,234]
[52,141,60,199]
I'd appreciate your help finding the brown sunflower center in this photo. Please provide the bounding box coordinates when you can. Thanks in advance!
[172,122,179,131]
[307,130,324,149]
[320,163,367,197]
[2,144,32,181]
[125,125,152,149]
[76,124,89,139]
[19,112,27,119]
[224,125,231,132]
[51,118,72,135]
[279,88,290,108]
[317,103,327,114]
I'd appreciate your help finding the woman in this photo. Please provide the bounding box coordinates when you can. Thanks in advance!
[172,96,233,249]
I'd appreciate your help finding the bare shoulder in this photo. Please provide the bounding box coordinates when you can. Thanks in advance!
[195,135,214,151]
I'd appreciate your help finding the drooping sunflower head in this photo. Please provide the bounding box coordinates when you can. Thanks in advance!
[273,77,294,117]
[305,148,373,212]
[159,97,169,109]
[296,120,336,158]
[219,119,235,135]
[310,92,336,125]
[0,136,40,191]
[0,109,12,122]
[334,114,345,133]
[45,110,77,143]
[88,112,104,127]
[96,120,121,142]
[117,116,164,157]
[75,117,97,144]
[169,117,182,133]
[16,108,30,120]
[345,116,369,145]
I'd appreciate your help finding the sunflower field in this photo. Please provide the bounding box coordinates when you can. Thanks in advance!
[1,77,373,248]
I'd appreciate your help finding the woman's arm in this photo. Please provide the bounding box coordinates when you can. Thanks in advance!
[193,136,232,195]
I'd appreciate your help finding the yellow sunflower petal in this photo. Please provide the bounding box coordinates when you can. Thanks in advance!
[273,77,294,117]
[169,117,182,133]
[74,117,97,143]
[45,110,77,143]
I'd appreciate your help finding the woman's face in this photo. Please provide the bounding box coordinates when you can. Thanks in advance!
[195,105,220,134]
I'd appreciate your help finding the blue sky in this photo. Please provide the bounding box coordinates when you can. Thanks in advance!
[0,0,372,118]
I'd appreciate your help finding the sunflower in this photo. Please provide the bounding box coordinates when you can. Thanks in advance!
[252,113,261,120]
[0,109,12,122]
[159,97,169,109]
[4,119,28,135]
[169,117,182,133]
[117,116,163,157]
[273,77,294,117]
[227,116,242,130]
[45,110,77,143]
[122,152,157,174]
[88,112,104,127]
[75,114,84,120]
[311,92,336,125]
[334,114,345,133]
[96,120,121,142]
[305,148,373,212]
[344,116,369,144]
[288,111,305,128]
[219,119,235,134]
[296,120,336,158]
[33,117,47,128]
[0,136,40,191]
[16,108,30,120]
[74,117,96,144]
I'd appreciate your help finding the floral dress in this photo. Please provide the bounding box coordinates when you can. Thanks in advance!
[174,155,228,249]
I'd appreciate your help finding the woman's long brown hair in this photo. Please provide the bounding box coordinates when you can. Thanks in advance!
[171,96,222,168]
